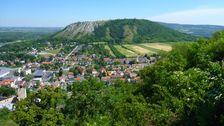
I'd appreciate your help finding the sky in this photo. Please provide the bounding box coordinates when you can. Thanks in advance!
[0,0,224,27]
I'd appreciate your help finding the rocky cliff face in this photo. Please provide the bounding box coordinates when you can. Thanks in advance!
[54,21,105,39]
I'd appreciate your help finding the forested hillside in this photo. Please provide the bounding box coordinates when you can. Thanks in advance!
[2,31,224,125]
[54,19,196,43]
[0,27,61,43]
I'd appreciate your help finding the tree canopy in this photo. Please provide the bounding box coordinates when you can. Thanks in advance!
[140,30,224,125]
[13,87,67,126]
[7,30,224,125]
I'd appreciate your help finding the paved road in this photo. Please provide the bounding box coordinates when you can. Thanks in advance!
[65,45,80,60]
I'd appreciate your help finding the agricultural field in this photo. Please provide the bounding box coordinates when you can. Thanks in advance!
[63,42,187,58]
[108,43,174,57]
[123,44,154,55]
[140,43,172,52]
[113,45,138,57]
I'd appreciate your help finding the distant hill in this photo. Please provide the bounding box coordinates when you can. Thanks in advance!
[0,27,62,43]
[159,22,224,37]
[54,19,196,43]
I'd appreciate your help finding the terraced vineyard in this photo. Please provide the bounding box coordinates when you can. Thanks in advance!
[109,45,132,58]
[104,45,116,57]
[108,43,173,57]
[75,42,184,58]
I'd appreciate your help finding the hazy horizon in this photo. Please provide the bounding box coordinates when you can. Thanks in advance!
[1,19,224,28]
[1,0,224,27]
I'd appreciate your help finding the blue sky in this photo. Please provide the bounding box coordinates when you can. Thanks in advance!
[1,0,224,27]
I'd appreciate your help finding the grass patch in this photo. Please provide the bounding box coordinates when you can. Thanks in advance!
[140,43,172,52]
[137,44,161,53]
[38,52,53,57]
[39,49,61,57]
[45,49,61,54]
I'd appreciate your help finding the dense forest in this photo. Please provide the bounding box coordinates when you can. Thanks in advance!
[54,19,196,43]
[1,31,224,125]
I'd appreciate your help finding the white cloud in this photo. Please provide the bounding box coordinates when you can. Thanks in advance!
[150,8,224,25]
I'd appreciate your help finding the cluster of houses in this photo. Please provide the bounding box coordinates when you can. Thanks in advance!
[0,67,27,110]
[0,48,157,88]
[0,43,158,110]
[54,53,157,84]
[0,60,24,67]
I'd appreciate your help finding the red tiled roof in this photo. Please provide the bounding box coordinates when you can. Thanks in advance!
[68,72,74,75]
[102,76,111,79]
[79,67,84,72]
[74,77,81,81]
[133,76,140,80]
[99,68,106,71]
[103,58,111,62]
[92,69,97,72]
[59,76,64,81]
[120,78,126,81]
[0,79,15,86]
